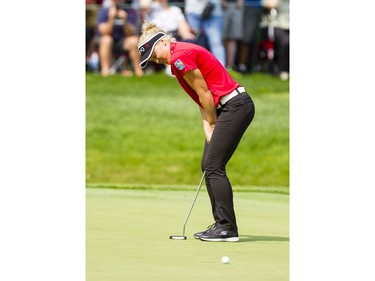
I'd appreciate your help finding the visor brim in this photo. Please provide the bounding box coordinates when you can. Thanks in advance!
[138,32,166,68]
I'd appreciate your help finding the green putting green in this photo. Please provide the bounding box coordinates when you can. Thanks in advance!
[87,187,289,281]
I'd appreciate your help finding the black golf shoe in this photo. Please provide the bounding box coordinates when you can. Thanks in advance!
[199,227,239,242]
[193,223,216,239]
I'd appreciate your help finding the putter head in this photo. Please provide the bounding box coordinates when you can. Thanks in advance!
[169,235,187,240]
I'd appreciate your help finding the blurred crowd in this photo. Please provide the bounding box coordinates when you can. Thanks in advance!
[86,0,289,80]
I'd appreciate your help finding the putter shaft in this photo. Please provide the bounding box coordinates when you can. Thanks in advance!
[182,171,206,236]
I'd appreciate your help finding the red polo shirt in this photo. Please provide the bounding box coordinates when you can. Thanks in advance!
[170,42,240,107]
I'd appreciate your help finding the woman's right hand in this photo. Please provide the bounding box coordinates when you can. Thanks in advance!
[204,123,215,144]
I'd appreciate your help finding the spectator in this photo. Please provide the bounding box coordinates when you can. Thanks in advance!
[96,0,144,76]
[261,0,289,80]
[86,0,102,71]
[222,0,244,70]
[237,0,262,73]
[184,0,226,66]
[140,0,196,41]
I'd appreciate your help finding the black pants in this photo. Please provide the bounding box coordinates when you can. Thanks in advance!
[201,92,255,232]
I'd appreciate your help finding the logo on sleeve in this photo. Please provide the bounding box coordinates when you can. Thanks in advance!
[174,59,185,70]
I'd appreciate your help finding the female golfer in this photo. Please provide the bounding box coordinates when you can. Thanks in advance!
[138,23,255,242]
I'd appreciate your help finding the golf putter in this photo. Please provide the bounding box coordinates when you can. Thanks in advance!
[170,171,206,240]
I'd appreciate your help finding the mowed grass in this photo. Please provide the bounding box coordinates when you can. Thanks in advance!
[86,72,289,187]
[86,187,289,281]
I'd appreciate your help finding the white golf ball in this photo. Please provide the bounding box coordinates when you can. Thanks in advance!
[221,256,230,264]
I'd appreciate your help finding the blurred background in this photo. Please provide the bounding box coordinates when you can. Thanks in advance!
[86,0,289,79]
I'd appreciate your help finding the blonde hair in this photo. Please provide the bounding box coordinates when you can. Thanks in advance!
[138,22,173,47]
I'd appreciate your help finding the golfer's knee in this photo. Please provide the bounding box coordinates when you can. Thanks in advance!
[201,160,225,176]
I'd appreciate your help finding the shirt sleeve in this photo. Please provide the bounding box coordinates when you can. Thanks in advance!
[126,9,138,26]
[173,49,198,77]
